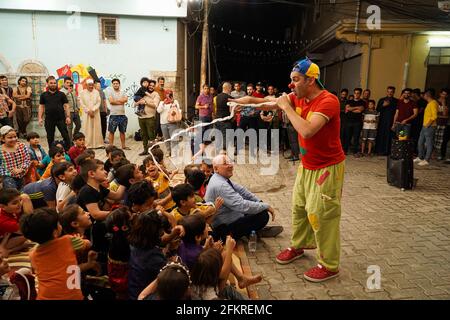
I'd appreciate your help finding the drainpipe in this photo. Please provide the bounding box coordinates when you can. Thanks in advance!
[354,0,361,34]
[365,35,372,89]
[402,34,413,89]
[184,21,188,117]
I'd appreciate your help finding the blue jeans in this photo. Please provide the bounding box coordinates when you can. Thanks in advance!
[418,126,435,161]
[161,123,178,154]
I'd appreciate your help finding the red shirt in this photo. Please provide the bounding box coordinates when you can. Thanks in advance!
[68,145,86,165]
[252,92,265,98]
[289,91,345,170]
[0,208,20,236]
[397,99,417,123]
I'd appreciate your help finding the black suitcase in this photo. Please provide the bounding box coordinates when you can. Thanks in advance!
[387,156,414,189]
[390,139,414,160]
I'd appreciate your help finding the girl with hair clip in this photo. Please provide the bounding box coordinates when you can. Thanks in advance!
[105,207,132,300]
[127,209,184,300]
[190,238,246,300]
[138,260,192,300]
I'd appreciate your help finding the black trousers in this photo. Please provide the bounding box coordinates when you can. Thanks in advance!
[100,112,108,140]
[287,124,300,157]
[238,116,259,154]
[212,210,269,242]
[441,125,450,158]
[155,112,163,137]
[45,118,72,150]
[343,121,363,154]
[258,118,272,150]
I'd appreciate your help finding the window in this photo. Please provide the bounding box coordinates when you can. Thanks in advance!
[99,16,119,43]
[428,47,450,65]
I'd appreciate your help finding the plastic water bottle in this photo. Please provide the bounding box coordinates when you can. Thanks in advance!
[248,230,257,253]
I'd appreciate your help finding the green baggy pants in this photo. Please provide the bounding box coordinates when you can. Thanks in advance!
[291,161,345,272]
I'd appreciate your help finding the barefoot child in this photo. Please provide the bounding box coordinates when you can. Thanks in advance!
[179,214,261,291]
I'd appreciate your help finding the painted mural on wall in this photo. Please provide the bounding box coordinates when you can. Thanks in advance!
[55,65,139,108]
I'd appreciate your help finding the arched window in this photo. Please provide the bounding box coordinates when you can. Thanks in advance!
[17,60,49,120]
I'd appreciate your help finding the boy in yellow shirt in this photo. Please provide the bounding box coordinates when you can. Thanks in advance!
[144,157,176,211]
[170,183,223,224]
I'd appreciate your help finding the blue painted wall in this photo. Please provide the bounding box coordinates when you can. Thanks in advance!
[0,10,178,135]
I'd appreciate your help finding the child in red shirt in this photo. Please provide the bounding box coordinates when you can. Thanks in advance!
[0,188,33,258]
[68,132,87,165]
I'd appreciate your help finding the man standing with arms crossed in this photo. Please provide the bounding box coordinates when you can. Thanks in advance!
[231,58,345,282]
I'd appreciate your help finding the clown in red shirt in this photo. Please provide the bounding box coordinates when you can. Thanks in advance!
[230,58,345,282]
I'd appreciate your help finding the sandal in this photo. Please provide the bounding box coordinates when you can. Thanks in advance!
[122,147,131,150]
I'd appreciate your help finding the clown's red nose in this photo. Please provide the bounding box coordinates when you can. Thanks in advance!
[288,83,295,89]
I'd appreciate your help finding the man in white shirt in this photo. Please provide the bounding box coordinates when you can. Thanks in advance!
[107,79,129,150]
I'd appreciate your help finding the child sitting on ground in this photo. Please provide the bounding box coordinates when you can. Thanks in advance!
[171,183,223,223]
[0,189,33,258]
[23,162,71,210]
[40,146,66,180]
[109,158,131,191]
[68,132,87,165]
[55,162,78,213]
[144,157,176,211]
[127,180,158,214]
[104,207,132,300]
[60,204,100,272]
[103,145,119,173]
[190,245,240,300]
[183,164,200,183]
[114,163,144,206]
[107,149,127,182]
[64,174,85,207]
[179,214,261,292]
[20,207,91,300]
[155,262,192,300]
[200,160,213,190]
[75,150,96,170]
[138,261,192,300]
[39,141,71,176]
[186,169,207,202]
[148,146,178,179]
[26,132,47,183]
[76,159,126,267]
[60,204,103,298]
[127,210,168,300]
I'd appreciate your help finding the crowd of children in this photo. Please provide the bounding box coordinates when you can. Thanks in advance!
[0,127,262,300]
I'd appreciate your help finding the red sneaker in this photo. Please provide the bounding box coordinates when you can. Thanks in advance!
[303,264,339,282]
[276,247,304,264]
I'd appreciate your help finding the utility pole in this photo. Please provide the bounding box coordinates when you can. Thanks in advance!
[200,0,209,88]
